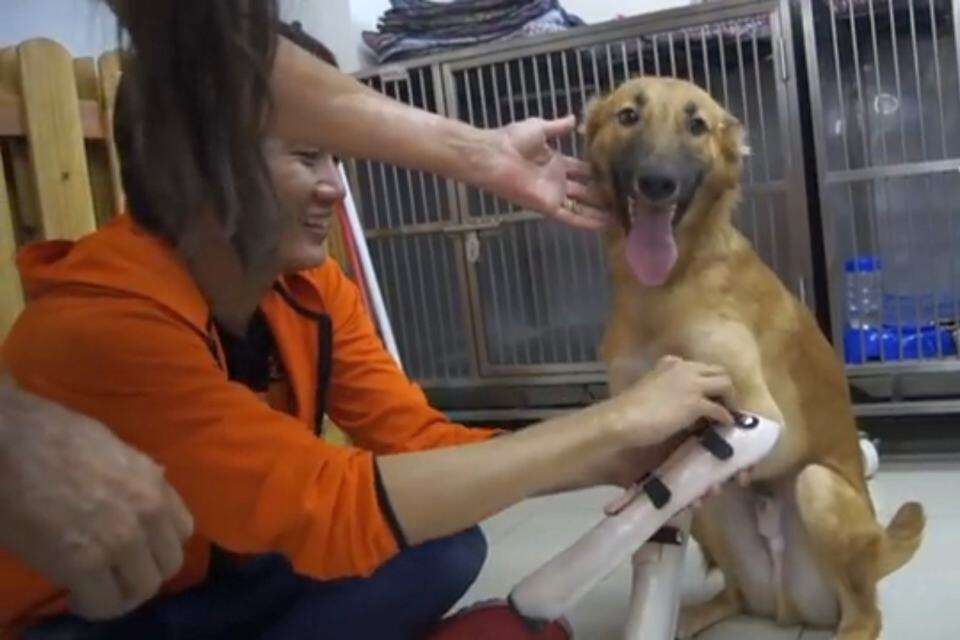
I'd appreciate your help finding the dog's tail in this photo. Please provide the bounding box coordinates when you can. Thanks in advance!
[879,501,925,577]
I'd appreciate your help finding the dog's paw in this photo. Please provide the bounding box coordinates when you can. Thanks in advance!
[674,612,701,639]
[675,595,740,639]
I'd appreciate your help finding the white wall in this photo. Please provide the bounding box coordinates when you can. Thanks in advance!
[0,0,349,59]
[0,0,118,58]
[0,0,696,72]
[279,0,356,68]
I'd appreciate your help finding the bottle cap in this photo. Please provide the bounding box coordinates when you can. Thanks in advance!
[844,256,882,273]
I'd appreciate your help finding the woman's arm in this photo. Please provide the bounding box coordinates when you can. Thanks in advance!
[378,356,736,545]
[270,38,609,230]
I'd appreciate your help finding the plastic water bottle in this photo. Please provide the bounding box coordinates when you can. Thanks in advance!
[845,256,882,330]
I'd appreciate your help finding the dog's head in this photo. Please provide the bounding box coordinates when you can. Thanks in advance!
[583,77,745,285]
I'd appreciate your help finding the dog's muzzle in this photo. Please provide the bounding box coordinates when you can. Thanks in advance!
[612,151,706,231]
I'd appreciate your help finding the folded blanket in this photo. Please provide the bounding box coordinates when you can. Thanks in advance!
[363,0,583,63]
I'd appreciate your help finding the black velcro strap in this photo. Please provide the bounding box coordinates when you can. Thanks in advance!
[649,526,684,545]
[699,427,734,460]
[642,475,671,509]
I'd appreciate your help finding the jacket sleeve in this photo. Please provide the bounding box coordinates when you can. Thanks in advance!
[2,294,399,580]
[318,265,499,454]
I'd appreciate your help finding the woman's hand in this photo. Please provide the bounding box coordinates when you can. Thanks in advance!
[586,356,737,488]
[481,116,612,230]
[605,355,736,448]
[267,44,610,230]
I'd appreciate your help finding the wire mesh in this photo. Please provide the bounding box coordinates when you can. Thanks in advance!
[813,0,960,172]
[808,0,960,367]
[349,6,807,381]
[447,14,793,370]
[347,68,474,381]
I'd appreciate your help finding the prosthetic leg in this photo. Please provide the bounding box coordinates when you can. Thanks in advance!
[508,413,782,639]
[622,511,691,640]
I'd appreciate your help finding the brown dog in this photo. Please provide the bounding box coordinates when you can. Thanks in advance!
[583,77,924,639]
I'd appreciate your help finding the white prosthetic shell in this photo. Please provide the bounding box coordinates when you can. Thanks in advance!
[509,413,782,628]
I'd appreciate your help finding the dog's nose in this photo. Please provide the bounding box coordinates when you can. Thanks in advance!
[636,174,679,202]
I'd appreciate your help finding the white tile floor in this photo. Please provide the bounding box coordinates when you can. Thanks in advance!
[457,458,960,639]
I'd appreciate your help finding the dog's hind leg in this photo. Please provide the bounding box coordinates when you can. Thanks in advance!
[677,484,775,638]
[795,464,883,640]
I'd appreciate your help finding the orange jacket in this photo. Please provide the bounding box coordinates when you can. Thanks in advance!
[0,216,495,631]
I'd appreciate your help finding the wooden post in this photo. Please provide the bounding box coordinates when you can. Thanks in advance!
[97,51,125,217]
[74,56,114,227]
[0,143,24,338]
[17,39,96,240]
[6,140,41,246]
[0,47,39,246]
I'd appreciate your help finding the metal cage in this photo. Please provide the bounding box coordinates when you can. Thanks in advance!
[801,0,960,415]
[347,0,811,418]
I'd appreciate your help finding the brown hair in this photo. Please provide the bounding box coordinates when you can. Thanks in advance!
[108,0,280,268]
[278,21,339,68]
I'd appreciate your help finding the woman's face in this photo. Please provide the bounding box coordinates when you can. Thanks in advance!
[263,138,345,273]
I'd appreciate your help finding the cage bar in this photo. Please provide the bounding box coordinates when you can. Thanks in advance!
[735,30,755,183]
[907,0,929,159]
[927,0,948,159]
[867,0,890,165]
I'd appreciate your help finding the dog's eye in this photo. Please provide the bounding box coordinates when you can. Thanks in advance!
[688,116,709,136]
[617,107,640,127]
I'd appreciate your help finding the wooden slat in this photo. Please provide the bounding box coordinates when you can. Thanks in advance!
[0,48,19,137]
[0,49,39,246]
[0,47,17,94]
[0,96,105,139]
[0,144,24,338]
[7,140,41,246]
[17,38,96,240]
[2,53,105,139]
[97,51,125,216]
[84,144,114,226]
[73,58,98,101]
[74,57,114,226]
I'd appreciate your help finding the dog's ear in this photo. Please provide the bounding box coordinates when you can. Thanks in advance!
[580,95,607,143]
[718,114,748,164]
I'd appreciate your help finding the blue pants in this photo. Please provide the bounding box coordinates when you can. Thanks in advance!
[25,527,487,640]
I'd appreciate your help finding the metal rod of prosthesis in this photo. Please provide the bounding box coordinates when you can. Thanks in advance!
[624,511,692,640]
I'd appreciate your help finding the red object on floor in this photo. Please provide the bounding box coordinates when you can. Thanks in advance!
[425,599,573,640]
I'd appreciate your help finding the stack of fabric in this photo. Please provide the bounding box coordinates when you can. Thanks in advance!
[363,0,584,64]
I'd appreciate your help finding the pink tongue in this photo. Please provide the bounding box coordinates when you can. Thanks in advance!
[625,206,677,286]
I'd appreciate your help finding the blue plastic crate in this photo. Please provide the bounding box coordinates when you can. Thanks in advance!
[843,324,958,364]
